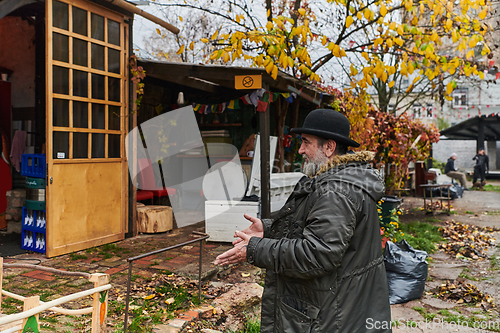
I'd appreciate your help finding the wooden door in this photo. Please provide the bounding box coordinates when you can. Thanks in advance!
[45,0,129,257]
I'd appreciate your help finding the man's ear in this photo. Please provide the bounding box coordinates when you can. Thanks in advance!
[324,140,336,158]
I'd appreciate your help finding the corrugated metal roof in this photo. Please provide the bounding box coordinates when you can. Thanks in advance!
[440,114,500,140]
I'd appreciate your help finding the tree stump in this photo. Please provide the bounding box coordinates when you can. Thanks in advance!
[136,205,173,233]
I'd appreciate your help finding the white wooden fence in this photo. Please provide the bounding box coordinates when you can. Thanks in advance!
[0,257,111,332]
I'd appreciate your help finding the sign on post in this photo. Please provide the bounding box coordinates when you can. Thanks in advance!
[235,75,262,90]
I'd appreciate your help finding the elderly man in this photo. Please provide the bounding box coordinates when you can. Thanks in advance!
[215,109,392,332]
[444,153,468,189]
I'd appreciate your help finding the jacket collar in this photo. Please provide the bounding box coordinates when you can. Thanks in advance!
[313,151,375,178]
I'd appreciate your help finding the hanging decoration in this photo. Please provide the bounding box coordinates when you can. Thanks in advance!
[191,89,297,114]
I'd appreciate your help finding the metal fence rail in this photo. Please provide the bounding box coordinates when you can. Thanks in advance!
[123,231,209,332]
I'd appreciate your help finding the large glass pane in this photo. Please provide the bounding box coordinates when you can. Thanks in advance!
[72,6,87,36]
[91,13,104,41]
[108,19,120,46]
[53,66,69,95]
[53,131,69,159]
[108,77,120,102]
[108,134,120,158]
[108,49,120,74]
[108,106,121,130]
[53,33,69,63]
[53,99,69,127]
[73,70,88,97]
[92,133,105,158]
[52,0,68,30]
[91,43,105,70]
[91,74,105,100]
[73,38,88,67]
[73,101,88,128]
[73,132,88,158]
[92,104,105,129]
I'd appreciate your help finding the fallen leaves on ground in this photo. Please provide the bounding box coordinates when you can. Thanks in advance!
[439,220,498,259]
[432,279,494,310]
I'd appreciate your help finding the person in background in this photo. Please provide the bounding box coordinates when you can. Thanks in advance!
[472,149,489,186]
[444,153,469,190]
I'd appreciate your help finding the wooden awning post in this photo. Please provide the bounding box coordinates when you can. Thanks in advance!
[0,257,3,312]
[260,85,271,219]
[477,118,485,153]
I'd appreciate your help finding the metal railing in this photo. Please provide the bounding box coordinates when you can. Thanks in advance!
[123,231,209,332]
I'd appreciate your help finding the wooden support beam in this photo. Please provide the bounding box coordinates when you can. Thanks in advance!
[103,0,179,34]
[477,118,485,152]
[486,124,500,140]
[0,257,3,312]
[260,84,271,219]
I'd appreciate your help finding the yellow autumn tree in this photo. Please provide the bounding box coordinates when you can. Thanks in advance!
[152,0,492,105]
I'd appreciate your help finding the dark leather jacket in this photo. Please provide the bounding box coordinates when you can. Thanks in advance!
[247,151,392,333]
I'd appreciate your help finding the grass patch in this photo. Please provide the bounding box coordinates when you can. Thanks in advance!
[399,221,445,253]
[449,210,459,215]
[425,217,441,223]
[465,211,475,214]
[70,253,88,261]
[483,185,500,192]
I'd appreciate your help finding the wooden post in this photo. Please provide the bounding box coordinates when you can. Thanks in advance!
[477,117,485,153]
[0,257,3,312]
[260,86,271,219]
[90,273,110,333]
[22,296,40,332]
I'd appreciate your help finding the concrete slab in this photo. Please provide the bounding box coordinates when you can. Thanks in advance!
[429,263,468,280]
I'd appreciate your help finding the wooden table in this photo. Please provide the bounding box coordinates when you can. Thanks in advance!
[420,184,452,215]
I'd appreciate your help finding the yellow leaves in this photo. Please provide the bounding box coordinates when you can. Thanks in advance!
[298,8,306,16]
[156,28,161,35]
[446,19,453,31]
[394,38,404,46]
[402,52,408,62]
[466,49,474,59]
[380,3,387,17]
[364,9,371,20]
[481,44,491,56]
[387,66,396,75]
[321,35,328,46]
[266,21,273,31]
[408,62,415,75]
[235,14,242,23]
[478,71,484,80]
[211,31,218,41]
[446,82,454,95]
[176,45,185,55]
[179,16,183,22]
[189,41,194,51]
[397,24,404,36]
[361,51,370,61]
[357,12,363,20]
[468,35,478,48]
[386,38,393,48]
[265,59,274,73]
[223,52,230,63]
[144,294,156,300]
[479,8,487,20]
[271,65,278,80]
[430,31,439,42]
[388,81,395,88]
[389,22,397,31]
[405,0,413,11]
[346,16,353,28]
[400,62,408,76]
[350,63,358,76]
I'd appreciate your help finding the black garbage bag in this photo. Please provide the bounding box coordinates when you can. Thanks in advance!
[384,240,428,305]
[424,184,463,199]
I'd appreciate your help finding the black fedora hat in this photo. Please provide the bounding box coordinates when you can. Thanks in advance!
[291,109,360,147]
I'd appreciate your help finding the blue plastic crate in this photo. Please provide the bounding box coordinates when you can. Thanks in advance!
[21,228,46,253]
[21,154,46,178]
[22,206,46,233]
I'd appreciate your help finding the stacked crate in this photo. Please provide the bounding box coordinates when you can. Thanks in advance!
[20,154,46,253]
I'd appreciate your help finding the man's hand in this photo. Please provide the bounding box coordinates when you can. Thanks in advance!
[232,214,264,246]
[214,231,251,266]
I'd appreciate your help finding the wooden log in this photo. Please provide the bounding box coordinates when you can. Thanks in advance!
[136,205,173,233]
[0,257,3,312]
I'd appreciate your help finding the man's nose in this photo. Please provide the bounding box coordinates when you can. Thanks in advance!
[298,143,305,154]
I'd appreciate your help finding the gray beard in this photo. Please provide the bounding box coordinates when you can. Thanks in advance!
[302,151,329,177]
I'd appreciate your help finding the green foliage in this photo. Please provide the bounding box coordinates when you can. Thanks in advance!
[398,221,444,253]
[431,159,446,174]
[70,253,88,261]
[483,185,500,192]
[436,117,450,131]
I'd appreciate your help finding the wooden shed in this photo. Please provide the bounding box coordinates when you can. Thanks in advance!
[0,0,177,257]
